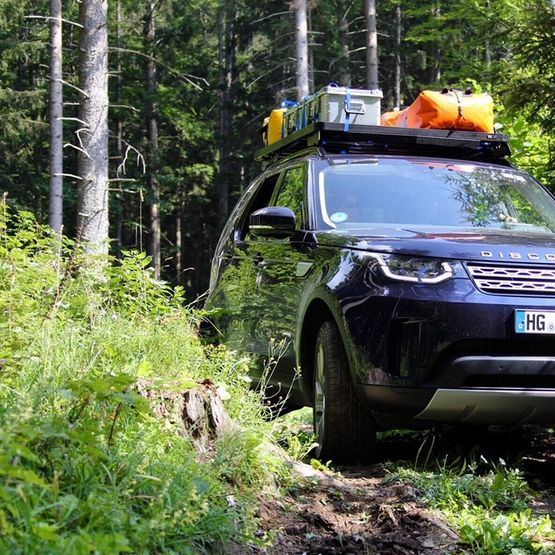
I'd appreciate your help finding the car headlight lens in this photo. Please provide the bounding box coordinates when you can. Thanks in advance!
[365,253,454,284]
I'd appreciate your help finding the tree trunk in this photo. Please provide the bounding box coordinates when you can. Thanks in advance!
[484,0,492,72]
[217,0,236,227]
[114,0,123,260]
[338,0,351,87]
[308,6,314,93]
[365,0,379,90]
[430,2,442,85]
[394,2,402,108]
[175,205,182,283]
[485,39,492,69]
[144,0,161,278]
[76,0,109,254]
[295,0,309,100]
[137,379,232,453]
[49,0,63,235]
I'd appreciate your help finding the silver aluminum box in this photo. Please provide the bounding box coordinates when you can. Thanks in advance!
[283,87,383,138]
[307,86,383,127]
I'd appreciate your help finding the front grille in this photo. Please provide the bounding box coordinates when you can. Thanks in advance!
[466,263,555,295]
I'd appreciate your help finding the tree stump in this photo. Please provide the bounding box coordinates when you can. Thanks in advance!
[137,378,232,453]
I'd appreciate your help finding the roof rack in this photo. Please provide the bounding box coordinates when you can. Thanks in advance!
[254,122,511,165]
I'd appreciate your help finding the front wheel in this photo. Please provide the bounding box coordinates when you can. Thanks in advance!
[313,320,376,463]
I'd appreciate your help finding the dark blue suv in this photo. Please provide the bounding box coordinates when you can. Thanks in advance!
[205,123,555,462]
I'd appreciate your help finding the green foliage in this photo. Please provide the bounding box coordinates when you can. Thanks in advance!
[497,110,555,190]
[388,459,555,554]
[458,509,553,555]
[275,408,317,462]
[0,206,283,553]
[0,0,58,219]
[497,0,555,185]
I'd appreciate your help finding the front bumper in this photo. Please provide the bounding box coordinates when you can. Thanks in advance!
[416,388,555,424]
[359,383,555,425]
[341,263,555,425]
[342,274,555,387]
[436,355,555,388]
[357,350,555,425]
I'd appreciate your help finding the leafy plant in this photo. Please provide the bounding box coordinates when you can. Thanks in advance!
[387,458,555,554]
[0,207,285,553]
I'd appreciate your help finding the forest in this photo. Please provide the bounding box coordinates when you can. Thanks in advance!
[2,0,555,297]
[1,1,555,553]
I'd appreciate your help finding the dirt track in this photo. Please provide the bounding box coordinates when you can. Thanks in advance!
[253,426,555,555]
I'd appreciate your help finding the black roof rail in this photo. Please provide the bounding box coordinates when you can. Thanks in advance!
[255,122,511,166]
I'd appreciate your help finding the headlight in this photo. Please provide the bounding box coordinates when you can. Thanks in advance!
[365,253,454,284]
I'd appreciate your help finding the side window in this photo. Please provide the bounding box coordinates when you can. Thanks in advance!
[273,166,306,229]
[237,172,280,240]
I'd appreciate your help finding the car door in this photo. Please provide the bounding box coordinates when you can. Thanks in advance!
[248,164,314,401]
[206,171,281,355]
[208,163,314,405]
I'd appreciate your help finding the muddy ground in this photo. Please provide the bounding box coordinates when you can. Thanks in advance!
[250,426,555,554]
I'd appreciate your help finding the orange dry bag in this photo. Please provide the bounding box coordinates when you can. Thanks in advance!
[381,109,407,127]
[381,89,494,133]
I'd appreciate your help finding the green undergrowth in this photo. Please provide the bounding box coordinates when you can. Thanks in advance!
[0,207,287,554]
[387,457,555,554]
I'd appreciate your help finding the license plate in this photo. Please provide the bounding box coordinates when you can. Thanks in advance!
[515,309,555,334]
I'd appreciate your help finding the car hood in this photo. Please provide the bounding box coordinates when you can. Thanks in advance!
[315,226,555,263]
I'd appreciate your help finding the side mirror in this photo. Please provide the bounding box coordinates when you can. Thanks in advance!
[249,206,296,238]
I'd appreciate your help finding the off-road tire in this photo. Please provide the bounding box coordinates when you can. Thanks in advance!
[313,320,376,463]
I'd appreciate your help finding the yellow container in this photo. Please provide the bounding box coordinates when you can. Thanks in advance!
[267,108,287,144]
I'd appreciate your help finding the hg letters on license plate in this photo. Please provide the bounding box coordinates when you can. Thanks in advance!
[515,309,555,334]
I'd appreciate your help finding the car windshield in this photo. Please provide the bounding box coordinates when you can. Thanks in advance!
[316,158,555,234]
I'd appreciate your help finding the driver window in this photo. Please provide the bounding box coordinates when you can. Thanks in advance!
[273,166,306,229]
[239,172,280,241]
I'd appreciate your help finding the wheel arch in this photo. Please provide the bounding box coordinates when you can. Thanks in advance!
[298,294,355,399]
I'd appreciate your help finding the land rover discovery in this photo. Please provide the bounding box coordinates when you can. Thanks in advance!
[205,123,555,462]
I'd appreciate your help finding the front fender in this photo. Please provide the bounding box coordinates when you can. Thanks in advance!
[296,249,368,386]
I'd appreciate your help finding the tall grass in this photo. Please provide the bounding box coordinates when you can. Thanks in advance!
[0,207,283,554]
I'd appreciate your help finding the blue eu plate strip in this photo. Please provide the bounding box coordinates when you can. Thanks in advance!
[515,310,526,333]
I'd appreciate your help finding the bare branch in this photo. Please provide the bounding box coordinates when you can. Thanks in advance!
[267,75,296,90]
[50,77,90,98]
[328,47,366,69]
[64,142,90,157]
[109,47,208,89]
[110,189,141,195]
[75,128,89,153]
[55,173,82,180]
[110,104,140,112]
[351,28,389,38]
[250,11,290,25]
[25,15,84,28]
[117,142,146,177]
[246,61,290,89]
[60,116,88,125]
[14,118,48,127]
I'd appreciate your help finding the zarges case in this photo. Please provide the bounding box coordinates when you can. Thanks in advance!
[284,86,383,136]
